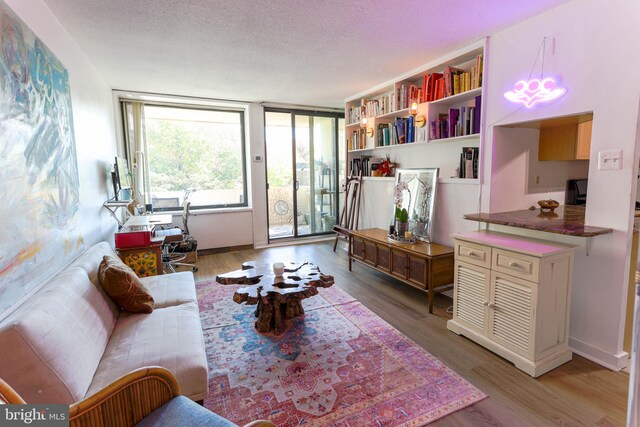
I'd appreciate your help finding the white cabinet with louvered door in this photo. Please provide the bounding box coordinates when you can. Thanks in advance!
[488,271,537,358]
[452,261,491,334]
[447,230,574,377]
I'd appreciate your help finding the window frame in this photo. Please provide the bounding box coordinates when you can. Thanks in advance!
[121,100,249,212]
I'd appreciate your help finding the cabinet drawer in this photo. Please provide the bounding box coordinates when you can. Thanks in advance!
[455,241,491,268]
[492,249,539,282]
[377,245,390,272]
[390,250,408,280]
[351,237,365,260]
[364,240,377,266]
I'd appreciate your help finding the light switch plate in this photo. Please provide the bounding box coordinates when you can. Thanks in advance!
[598,149,622,170]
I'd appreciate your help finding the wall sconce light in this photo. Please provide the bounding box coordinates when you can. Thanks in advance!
[360,115,373,137]
[410,99,419,116]
[409,98,426,128]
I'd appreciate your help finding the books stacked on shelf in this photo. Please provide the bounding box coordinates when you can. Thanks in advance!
[431,113,449,140]
[422,72,443,102]
[375,117,416,147]
[348,92,396,124]
[397,83,422,110]
[430,95,481,140]
[459,147,479,179]
[364,92,394,117]
[349,128,367,151]
[351,156,385,177]
[421,54,484,102]
[348,104,362,125]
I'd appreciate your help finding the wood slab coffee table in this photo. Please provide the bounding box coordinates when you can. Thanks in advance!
[216,261,334,335]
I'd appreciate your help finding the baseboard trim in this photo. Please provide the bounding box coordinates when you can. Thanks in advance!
[198,244,253,255]
[569,336,629,370]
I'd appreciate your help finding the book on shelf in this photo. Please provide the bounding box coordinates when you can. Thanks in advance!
[430,113,449,140]
[458,147,479,179]
[474,95,481,134]
[416,125,427,143]
[351,155,383,177]
[349,128,368,151]
[407,115,414,143]
[397,83,422,111]
[422,73,443,102]
[448,108,460,138]
[395,117,407,144]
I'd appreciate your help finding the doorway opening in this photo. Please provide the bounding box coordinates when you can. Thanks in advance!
[264,109,344,241]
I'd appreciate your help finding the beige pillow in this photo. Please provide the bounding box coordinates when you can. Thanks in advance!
[98,256,155,313]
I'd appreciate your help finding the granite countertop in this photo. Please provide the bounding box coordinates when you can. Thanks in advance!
[463,205,613,237]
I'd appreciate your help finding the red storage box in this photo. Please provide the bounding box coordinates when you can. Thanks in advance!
[115,228,152,248]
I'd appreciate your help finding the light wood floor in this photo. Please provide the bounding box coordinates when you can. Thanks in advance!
[193,240,629,426]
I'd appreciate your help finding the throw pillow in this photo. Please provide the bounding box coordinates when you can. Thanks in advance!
[98,255,155,313]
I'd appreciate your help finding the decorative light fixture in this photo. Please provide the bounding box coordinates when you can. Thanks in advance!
[410,99,419,116]
[360,112,373,137]
[409,98,426,128]
[504,77,566,108]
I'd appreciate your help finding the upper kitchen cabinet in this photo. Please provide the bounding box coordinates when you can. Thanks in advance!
[538,114,593,161]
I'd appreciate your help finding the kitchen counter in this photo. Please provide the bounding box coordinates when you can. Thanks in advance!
[463,205,612,237]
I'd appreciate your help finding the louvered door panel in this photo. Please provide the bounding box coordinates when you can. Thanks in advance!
[489,272,536,358]
[453,261,489,334]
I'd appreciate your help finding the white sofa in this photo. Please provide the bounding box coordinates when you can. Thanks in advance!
[0,242,208,404]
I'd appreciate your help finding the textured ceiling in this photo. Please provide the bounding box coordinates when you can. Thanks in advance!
[42,0,570,108]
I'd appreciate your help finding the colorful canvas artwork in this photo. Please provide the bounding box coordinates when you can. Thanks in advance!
[0,1,82,316]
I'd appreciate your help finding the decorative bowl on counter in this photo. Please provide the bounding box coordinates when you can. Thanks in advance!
[537,199,560,212]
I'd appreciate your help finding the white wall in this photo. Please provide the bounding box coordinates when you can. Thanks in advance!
[357,177,480,246]
[482,0,640,368]
[0,0,117,315]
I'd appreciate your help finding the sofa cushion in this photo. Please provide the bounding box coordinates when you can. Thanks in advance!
[136,396,237,427]
[68,241,121,316]
[0,267,117,404]
[86,303,208,401]
[98,256,155,313]
[141,272,197,308]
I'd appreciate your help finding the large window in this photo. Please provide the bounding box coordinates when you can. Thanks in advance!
[123,102,247,211]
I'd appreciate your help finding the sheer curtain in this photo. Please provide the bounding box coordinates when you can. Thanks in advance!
[122,101,151,209]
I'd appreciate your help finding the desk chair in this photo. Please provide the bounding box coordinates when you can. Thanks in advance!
[155,201,198,273]
[1,367,275,427]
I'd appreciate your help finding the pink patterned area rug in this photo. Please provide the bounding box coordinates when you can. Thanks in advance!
[196,281,485,426]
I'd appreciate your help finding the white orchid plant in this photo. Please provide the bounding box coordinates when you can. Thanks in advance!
[394,181,410,223]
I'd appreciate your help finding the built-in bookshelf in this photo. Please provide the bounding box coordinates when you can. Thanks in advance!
[345,39,487,182]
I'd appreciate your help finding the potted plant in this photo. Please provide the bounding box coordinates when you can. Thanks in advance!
[395,206,409,236]
[394,181,410,237]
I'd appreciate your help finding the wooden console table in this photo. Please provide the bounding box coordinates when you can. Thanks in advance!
[349,228,454,313]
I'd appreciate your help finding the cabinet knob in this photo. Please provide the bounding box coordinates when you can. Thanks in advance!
[509,261,520,268]
[468,251,476,257]
[483,301,495,308]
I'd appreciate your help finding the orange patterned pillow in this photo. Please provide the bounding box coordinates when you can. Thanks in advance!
[98,256,155,313]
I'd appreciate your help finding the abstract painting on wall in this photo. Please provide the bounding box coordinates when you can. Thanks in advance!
[0,1,83,317]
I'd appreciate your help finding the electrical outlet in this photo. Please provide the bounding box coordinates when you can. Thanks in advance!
[598,149,622,170]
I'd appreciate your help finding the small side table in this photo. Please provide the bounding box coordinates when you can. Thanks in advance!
[117,241,164,277]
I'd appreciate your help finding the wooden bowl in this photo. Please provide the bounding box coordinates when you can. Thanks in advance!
[537,199,560,212]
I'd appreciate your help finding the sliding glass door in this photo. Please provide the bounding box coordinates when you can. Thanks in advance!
[265,109,343,240]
